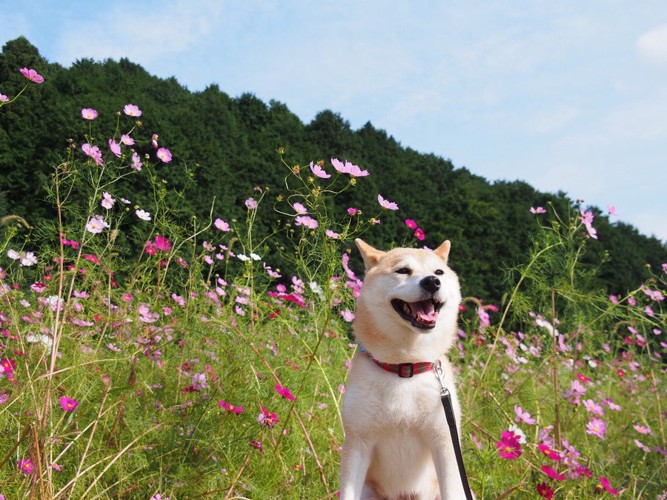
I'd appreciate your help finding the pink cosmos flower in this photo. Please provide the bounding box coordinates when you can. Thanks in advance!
[583,399,604,416]
[123,103,142,117]
[607,205,617,216]
[309,161,331,179]
[295,215,318,229]
[496,430,522,459]
[340,309,355,322]
[120,134,134,146]
[59,396,78,412]
[135,209,151,221]
[219,400,245,414]
[414,228,425,241]
[81,108,98,120]
[514,405,536,425]
[530,206,547,214]
[0,93,9,103]
[541,465,566,481]
[214,218,231,231]
[18,458,34,475]
[276,383,296,401]
[377,194,399,210]
[153,235,171,252]
[257,406,279,427]
[325,229,341,239]
[101,192,115,209]
[82,143,104,166]
[598,477,618,495]
[633,424,652,435]
[20,67,44,84]
[405,219,418,229]
[586,418,607,439]
[538,444,562,461]
[579,209,598,239]
[86,215,109,234]
[131,152,143,171]
[330,158,369,177]
[536,482,554,499]
[292,202,307,214]
[245,197,258,210]
[347,207,359,216]
[156,148,172,163]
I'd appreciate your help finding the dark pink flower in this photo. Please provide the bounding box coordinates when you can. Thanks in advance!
[59,396,78,412]
[497,430,522,459]
[405,219,418,229]
[257,406,279,427]
[536,482,554,499]
[538,444,562,461]
[414,228,425,241]
[541,465,566,481]
[18,458,34,475]
[154,235,171,252]
[219,400,245,414]
[276,383,296,401]
[598,477,618,495]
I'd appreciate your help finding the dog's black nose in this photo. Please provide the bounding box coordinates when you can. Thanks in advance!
[420,275,441,294]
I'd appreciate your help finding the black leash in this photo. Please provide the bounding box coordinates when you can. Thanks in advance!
[435,363,473,500]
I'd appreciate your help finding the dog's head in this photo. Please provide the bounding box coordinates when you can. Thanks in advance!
[353,239,462,360]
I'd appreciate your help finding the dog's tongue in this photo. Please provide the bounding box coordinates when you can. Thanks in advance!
[410,300,438,322]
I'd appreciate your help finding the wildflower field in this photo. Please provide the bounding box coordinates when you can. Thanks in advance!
[0,69,665,499]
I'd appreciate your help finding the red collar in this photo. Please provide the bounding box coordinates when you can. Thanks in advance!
[369,356,435,378]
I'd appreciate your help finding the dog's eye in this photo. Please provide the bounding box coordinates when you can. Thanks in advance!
[435,269,444,276]
[395,267,411,275]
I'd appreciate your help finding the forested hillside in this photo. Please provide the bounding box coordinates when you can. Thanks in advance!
[1,37,665,300]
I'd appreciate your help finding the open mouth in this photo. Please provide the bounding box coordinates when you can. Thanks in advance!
[391,298,443,330]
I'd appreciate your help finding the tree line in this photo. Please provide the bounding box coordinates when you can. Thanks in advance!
[1,37,665,302]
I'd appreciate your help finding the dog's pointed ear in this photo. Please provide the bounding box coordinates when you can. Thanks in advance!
[355,238,385,270]
[434,240,451,263]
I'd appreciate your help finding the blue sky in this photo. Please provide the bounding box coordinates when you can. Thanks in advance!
[4,0,667,242]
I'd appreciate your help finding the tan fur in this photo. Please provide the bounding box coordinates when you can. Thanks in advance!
[340,239,468,500]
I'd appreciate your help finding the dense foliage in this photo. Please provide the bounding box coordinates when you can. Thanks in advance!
[1,37,665,302]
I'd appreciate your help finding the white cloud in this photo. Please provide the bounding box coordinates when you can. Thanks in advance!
[636,23,667,63]
[55,0,225,65]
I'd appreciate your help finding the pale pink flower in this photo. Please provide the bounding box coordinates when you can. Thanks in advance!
[378,194,399,210]
[82,143,104,166]
[0,93,9,103]
[101,192,115,209]
[20,67,44,84]
[331,158,369,177]
[325,229,340,239]
[340,309,355,322]
[135,209,151,221]
[214,218,230,231]
[86,215,109,234]
[530,206,547,214]
[81,108,98,120]
[607,205,617,216]
[579,210,598,239]
[347,207,359,216]
[292,202,307,214]
[131,152,142,171]
[108,139,121,157]
[245,197,258,210]
[123,103,142,117]
[295,215,318,229]
[514,405,536,425]
[120,134,134,146]
[309,161,331,178]
[633,424,652,435]
[585,418,607,439]
[156,148,172,163]
[583,399,604,416]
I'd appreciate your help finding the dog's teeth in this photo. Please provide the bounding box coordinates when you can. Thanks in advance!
[402,302,411,315]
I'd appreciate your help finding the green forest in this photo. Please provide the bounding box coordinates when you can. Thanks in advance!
[1,37,665,301]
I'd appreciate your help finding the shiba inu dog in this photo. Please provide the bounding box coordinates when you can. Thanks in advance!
[340,239,467,500]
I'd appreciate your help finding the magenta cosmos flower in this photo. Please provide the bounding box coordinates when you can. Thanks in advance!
[496,430,521,459]
[20,67,44,84]
[275,383,296,401]
[257,406,279,427]
[536,482,554,499]
[18,458,34,475]
[59,396,78,411]
[541,465,566,481]
[219,400,245,414]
